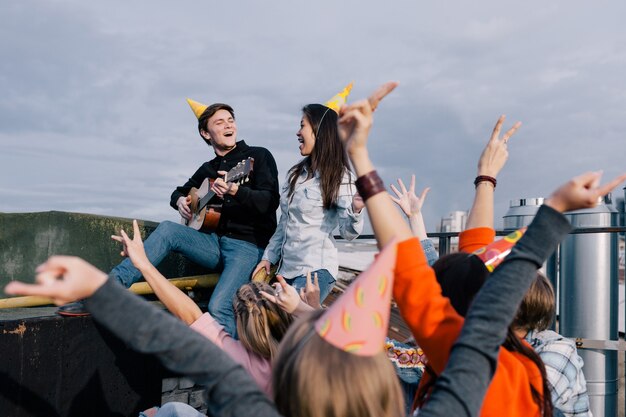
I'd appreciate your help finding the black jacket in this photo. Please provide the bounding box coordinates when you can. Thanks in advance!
[170,140,280,248]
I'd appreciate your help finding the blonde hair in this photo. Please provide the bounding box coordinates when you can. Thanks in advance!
[233,282,293,360]
[272,310,404,417]
[512,272,556,332]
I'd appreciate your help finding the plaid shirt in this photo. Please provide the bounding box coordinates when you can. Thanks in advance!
[526,330,592,417]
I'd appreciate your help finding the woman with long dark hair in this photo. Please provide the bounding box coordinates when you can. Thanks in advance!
[252,86,364,301]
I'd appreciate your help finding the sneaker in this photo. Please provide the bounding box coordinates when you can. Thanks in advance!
[57,300,90,317]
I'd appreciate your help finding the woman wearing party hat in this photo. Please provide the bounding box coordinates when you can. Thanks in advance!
[5,82,626,417]
[252,83,364,302]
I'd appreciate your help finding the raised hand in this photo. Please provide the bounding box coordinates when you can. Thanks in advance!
[466,115,521,230]
[299,271,322,309]
[111,220,151,271]
[389,174,430,218]
[338,81,398,156]
[545,171,626,213]
[337,82,414,246]
[4,256,108,306]
[259,275,301,314]
[477,115,522,178]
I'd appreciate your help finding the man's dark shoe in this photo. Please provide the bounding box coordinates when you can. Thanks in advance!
[57,300,90,317]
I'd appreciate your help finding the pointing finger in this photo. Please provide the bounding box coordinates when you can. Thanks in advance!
[389,184,403,199]
[501,121,522,143]
[490,115,505,142]
[120,229,131,244]
[132,220,141,241]
[397,178,408,195]
[595,173,626,197]
[259,290,278,304]
[5,281,56,299]
[367,81,399,111]
[276,275,289,291]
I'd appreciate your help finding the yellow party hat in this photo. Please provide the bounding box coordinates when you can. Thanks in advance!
[186,98,208,120]
[324,82,353,113]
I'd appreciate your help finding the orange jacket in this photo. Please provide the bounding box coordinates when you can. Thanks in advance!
[394,229,542,417]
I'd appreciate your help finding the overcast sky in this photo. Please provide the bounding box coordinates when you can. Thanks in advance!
[1,0,625,233]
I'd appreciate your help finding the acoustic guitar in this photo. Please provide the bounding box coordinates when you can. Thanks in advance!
[182,157,254,232]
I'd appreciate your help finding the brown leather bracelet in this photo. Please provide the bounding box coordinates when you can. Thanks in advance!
[474,175,497,189]
[355,170,386,201]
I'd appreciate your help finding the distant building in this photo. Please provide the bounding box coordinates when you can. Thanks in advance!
[438,210,468,233]
[434,210,468,253]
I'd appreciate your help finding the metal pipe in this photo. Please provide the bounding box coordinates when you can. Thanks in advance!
[503,198,545,230]
[0,274,219,309]
[438,236,451,256]
[560,195,619,417]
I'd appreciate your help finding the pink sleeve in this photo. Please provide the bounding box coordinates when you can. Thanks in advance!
[189,312,228,347]
[190,313,273,395]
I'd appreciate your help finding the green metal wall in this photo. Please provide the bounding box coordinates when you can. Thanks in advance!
[0,211,211,291]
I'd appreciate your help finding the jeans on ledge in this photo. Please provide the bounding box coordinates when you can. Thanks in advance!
[110,220,263,338]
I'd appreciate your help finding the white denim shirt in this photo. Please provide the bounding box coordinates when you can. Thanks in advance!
[262,168,363,279]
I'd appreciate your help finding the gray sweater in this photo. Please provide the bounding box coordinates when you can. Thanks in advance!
[85,204,570,417]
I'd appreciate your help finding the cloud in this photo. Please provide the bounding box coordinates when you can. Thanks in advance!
[2,0,626,233]
[465,17,514,42]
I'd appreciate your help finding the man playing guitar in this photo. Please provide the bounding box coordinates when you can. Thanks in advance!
[59,100,280,338]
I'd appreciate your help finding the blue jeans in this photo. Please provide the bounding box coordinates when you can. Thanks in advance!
[110,221,263,337]
[284,268,335,303]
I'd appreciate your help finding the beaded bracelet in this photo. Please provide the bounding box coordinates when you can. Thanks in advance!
[355,170,386,201]
[474,175,497,189]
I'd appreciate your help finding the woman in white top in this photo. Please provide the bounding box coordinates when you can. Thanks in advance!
[253,103,364,301]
